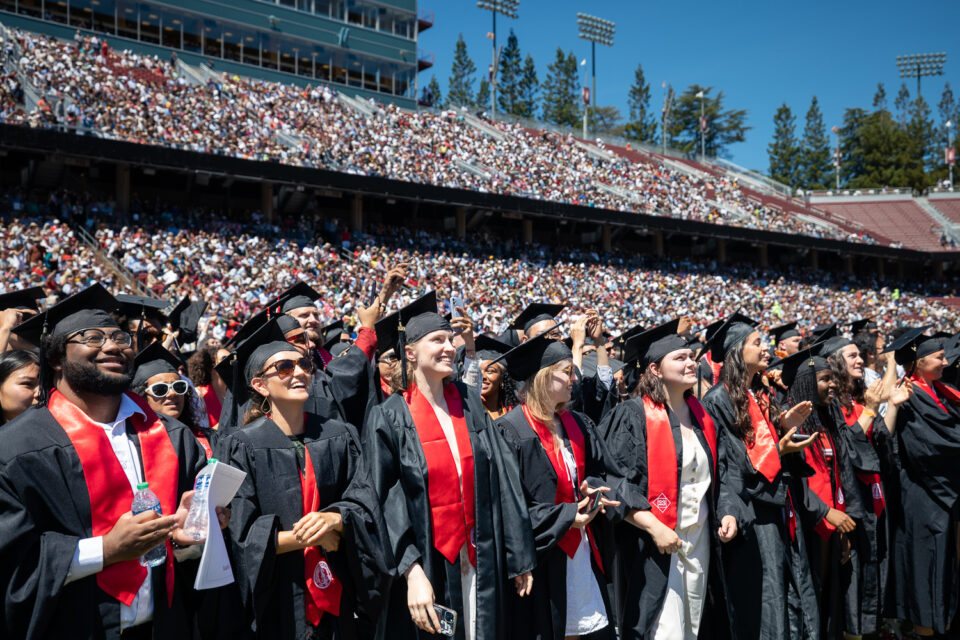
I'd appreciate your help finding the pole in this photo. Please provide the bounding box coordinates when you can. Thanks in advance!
[835,133,841,190]
[950,123,955,191]
[491,11,497,116]
[700,94,705,162]
[590,40,596,138]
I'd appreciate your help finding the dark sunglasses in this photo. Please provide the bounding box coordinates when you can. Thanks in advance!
[259,357,315,379]
[146,380,189,397]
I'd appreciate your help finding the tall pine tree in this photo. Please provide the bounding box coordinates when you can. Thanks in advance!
[936,83,958,184]
[800,96,831,189]
[476,79,491,111]
[665,85,750,158]
[515,54,538,118]
[496,30,522,115]
[423,76,443,108]
[767,103,800,186]
[905,95,936,189]
[624,62,658,142]
[872,83,887,110]
[839,107,868,186]
[541,48,581,128]
[447,34,476,107]
[894,83,911,124]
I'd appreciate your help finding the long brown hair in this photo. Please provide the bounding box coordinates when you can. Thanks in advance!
[719,342,780,442]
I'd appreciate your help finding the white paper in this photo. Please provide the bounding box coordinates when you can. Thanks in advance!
[194,461,247,590]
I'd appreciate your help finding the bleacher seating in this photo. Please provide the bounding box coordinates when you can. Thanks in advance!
[814,199,945,251]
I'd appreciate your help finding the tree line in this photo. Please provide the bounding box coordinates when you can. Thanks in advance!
[768,83,958,192]
[429,32,750,159]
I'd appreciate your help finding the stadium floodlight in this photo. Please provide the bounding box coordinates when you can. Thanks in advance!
[896,52,946,98]
[577,13,615,137]
[477,0,519,117]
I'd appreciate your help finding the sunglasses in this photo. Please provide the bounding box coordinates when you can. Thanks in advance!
[554,365,576,378]
[146,380,189,398]
[259,356,315,379]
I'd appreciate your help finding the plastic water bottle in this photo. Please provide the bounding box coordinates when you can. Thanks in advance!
[131,482,167,568]
[183,458,217,542]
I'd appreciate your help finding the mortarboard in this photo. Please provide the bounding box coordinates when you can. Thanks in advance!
[510,303,565,334]
[492,333,573,381]
[0,286,45,312]
[770,322,800,344]
[132,342,185,389]
[475,334,513,362]
[778,347,831,388]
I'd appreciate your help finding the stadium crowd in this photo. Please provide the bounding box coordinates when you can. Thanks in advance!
[0,27,880,245]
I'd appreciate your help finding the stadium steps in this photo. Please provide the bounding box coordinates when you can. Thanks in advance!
[174,59,207,86]
[595,181,640,204]
[917,197,960,243]
[279,186,310,215]
[453,158,494,182]
[710,157,795,198]
[811,197,946,251]
[574,140,618,163]
[461,113,508,142]
[71,224,151,297]
[927,195,960,224]
[337,91,378,118]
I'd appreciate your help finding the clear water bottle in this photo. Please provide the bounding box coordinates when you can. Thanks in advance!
[183,458,217,542]
[131,482,167,568]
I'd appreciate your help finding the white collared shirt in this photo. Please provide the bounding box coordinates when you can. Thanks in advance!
[64,394,154,630]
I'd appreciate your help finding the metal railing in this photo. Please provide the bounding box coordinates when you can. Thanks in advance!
[71,223,150,296]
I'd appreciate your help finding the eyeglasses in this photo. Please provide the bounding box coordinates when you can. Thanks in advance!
[378,354,399,364]
[554,365,576,378]
[259,356,315,379]
[67,328,133,348]
[146,380,189,397]
[285,332,309,347]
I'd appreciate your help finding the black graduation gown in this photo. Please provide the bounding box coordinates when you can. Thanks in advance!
[495,406,629,640]
[886,381,960,633]
[358,382,537,640]
[225,413,390,640]
[596,396,733,640]
[700,385,820,640]
[0,405,207,640]
[568,366,615,425]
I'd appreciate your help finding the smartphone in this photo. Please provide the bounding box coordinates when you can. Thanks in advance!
[432,604,458,637]
[586,487,604,511]
[450,295,463,318]
[791,432,810,443]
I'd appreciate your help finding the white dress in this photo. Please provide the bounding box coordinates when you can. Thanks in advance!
[651,426,712,640]
[559,440,609,636]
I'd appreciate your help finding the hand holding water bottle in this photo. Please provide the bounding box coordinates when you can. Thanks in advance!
[170,459,232,547]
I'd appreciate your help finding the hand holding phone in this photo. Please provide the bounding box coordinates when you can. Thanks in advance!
[432,604,458,637]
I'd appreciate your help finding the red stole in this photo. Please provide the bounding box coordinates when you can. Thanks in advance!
[911,374,960,412]
[840,401,863,427]
[316,348,332,369]
[744,390,782,484]
[521,405,603,572]
[300,445,343,625]
[643,395,718,529]
[406,384,477,566]
[842,399,886,517]
[803,431,846,539]
[191,427,213,460]
[196,384,221,429]
[48,390,178,607]
[379,377,393,399]
[705,352,723,383]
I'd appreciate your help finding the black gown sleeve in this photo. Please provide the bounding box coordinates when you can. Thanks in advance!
[595,401,652,516]
[324,346,376,431]
[225,434,282,621]
[703,388,752,529]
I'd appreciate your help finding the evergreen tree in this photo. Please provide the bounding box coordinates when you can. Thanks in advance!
[894,83,911,124]
[515,54,539,119]
[624,62,658,143]
[496,29,522,115]
[665,85,750,158]
[447,34,477,107]
[423,76,443,108]
[767,103,800,186]
[589,106,622,135]
[476,79,491,111]
[838,107,868,186]
[850,109,912,188]
[541,48,581,128]
[905,95,937,189]
[800,96,831,189]
[872,83,887,110]
[936,83,958,183]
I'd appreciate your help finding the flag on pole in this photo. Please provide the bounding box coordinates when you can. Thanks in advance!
[696,90,704,98]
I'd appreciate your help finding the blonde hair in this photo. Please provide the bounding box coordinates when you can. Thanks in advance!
[390,337,454,392]
[521,362,568,424]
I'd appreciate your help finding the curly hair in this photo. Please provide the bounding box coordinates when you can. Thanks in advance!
[719,342,781,443]
[187,346,218,386]
[828,350,864,411]
[787,369,841,469]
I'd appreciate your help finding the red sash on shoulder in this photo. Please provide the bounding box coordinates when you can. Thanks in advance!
[644,396,718,530]
[803,431,846,540]
[301,444,343,625]
[911,374,960,413]
[521,405,603,572]
[406,384,477,566]
[705,352,723,383]
[190,427,213,459]
[48,390,178,607]
[840,401,863,427]
[744,390,782,484]
[196,384,221,429]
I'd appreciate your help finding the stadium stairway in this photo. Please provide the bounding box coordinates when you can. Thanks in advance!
[810,195,948,251]
[926,194,960,225]
[917,197,960,245]
[71,224,151,297]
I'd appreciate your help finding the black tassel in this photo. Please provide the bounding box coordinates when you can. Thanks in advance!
[135,304,146,353]
[37,317,50,407]
[398,321,407,390]
[230,353,240,422]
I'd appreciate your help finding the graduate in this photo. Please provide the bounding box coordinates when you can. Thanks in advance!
[0,284,224,639]
[598,320,735,640]
[0,349,40,424]
[771,322,803,358]
[880,329,960,637]
[699,314,822,640]
[224,317,389,640]
[0,286,45,351]
[818,331,887,434]
[494,334,625,640]
[358,294,536,640]
[474,334,516,420]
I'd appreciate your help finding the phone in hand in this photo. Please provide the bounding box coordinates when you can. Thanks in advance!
[791,432,811,443]
[450,295,463,318]
[588,489,603,511]
[432,604,458,637]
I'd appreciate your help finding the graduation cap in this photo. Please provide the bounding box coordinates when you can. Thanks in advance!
[12,283,122,405]
[375,292,447,388]
[225,306,275,348]
[475,334,513,362]
[810,323,837,342]
[622,318,684,370]
[275,281,322,314]
[492,332,573,381]
[320,319,345,352]
[0,286,45,312]
[612,323,646,349]
[116,293,169,353]
[778,347,831,388]
[497,328,521,348]
[702,311,760,363]
[770,321,800,344]
[131,342,185,389]
[815,335,854,359]
[580,351,626,380]
[849,317,878,335]
[168,296,208,345]
[880,326,937,365]
[374,291,438,356]
[509,302,565,334]
[329,342,352,358]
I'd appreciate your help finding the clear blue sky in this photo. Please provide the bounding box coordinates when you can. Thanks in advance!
[418,0,959,173]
